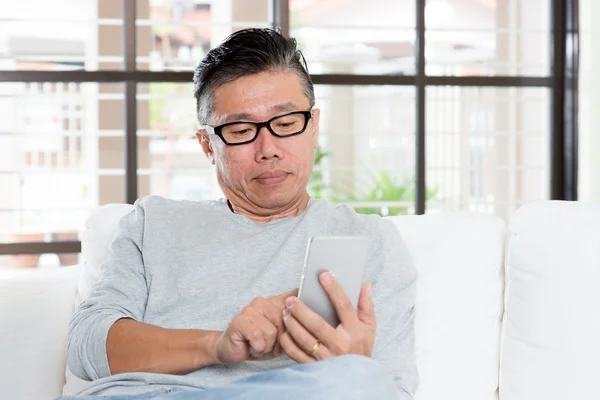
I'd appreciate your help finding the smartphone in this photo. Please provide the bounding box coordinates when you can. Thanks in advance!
[298,236,369,327]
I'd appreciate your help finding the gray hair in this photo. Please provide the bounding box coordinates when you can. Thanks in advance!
[193,28,314,125]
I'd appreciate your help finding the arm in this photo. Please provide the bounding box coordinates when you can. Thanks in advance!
[67,200,221,380]
[108,289,299,375]
[374,306,418,399]
[106,319,221,375]
[369,219,419,398]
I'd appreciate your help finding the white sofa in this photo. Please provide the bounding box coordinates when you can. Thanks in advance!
[1,201,599,400]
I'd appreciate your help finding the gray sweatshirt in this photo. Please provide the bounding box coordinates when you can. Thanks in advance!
[67,196,418,397]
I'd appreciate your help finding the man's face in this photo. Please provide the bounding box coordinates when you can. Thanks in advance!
[197,71,320,210]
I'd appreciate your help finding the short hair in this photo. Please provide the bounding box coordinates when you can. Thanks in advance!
[193,28,314,125]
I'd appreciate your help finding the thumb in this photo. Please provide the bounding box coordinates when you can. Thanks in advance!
[216,329,250,364]
[269,288,299,309]
[278,288,299,302]
[357,282,376,331]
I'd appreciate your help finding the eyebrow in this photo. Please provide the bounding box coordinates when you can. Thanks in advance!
[221,102,302,124]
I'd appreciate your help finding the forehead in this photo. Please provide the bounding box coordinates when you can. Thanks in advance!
[211,71,310,122]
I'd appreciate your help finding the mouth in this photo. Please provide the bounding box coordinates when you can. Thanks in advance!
[254,170,290,186]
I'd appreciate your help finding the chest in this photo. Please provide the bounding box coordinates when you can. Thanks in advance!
[141,226,309,330]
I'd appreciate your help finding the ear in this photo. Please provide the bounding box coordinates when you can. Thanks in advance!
[196,129,215,165]
[310,108,320,149]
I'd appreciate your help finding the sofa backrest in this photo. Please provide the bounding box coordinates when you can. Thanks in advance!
[500,201,600,400]
[63,203,134,396]
[390,213,506,400]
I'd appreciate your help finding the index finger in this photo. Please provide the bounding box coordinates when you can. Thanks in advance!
[319,272,359,327]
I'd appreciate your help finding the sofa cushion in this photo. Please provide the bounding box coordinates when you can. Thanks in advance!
[0,266,82,400]
[500,201,600,400]
[389,213,506,400]
[76,203,134,306]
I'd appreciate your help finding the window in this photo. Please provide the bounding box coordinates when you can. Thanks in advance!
[425,86,550,220]
[0,0,578,267]
[311,85,416,216]
[0,0,123,71]
[136,82,219,200]
[290,0,416,75]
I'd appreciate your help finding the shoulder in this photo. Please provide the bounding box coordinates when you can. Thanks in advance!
[309,199,414,278]
[127,196,224,229]
[309,198,397,240]
[134,195,217,215]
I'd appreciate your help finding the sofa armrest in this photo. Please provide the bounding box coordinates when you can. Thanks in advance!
[0,265,82,400]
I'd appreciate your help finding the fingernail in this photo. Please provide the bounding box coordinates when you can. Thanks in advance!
[283,308,290,319]
[285,296,295,308]
[320,271,333,286]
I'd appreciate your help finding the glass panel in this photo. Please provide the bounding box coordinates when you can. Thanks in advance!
[136,0,272,71]
[425,86,551,220]
[137,82,221,200]
[0,0,123,71]
[314,85,417,216]
[0,82,125,247]
[425,0,550,76]
[290,0,416,75]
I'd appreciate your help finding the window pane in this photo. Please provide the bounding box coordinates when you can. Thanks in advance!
[137,83,221,200]
[0,82,125,246]
[314,85,417,216]
[425,0,550,76]
[0,0,123,71]
[426,87,550,220]
[136,0,272,71]
[290,0,416,75]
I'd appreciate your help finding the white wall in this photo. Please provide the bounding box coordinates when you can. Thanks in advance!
[579,0,600,202]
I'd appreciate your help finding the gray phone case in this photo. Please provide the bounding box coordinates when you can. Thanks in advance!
[298,236,369,327]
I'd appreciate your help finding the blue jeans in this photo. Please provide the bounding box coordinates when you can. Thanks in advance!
[59,355,397,400]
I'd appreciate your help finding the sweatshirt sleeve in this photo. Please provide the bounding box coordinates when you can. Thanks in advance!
[67,200,149,381]
[368,218,419,399]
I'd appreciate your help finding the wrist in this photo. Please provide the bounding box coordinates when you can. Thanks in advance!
[194,330,223,368]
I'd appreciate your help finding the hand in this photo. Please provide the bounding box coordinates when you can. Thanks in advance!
[280,272,376,363]
[214,288,298,365]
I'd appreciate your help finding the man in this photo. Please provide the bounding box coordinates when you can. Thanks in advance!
[63,28,418,400]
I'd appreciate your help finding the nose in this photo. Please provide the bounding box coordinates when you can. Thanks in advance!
[254,125,282,162]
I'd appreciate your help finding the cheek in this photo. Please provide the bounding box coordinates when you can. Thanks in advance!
[215,148,252,183]
[290,141,315,176]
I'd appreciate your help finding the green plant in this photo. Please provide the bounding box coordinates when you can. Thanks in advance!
[308,146,329,199]
[333,172,437,216]
[307,147,437,215]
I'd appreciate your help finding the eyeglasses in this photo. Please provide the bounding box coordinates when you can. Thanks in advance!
[202,110,313,146]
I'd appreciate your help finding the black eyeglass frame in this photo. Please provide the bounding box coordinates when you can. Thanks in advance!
[202,110,313,146]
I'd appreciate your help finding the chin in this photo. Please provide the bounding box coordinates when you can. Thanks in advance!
[251,186,298,209]
[258,195,293,210]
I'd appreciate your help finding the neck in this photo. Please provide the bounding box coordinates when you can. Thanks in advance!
[226,192,311,224]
